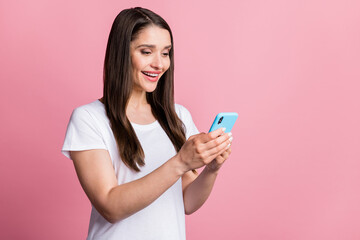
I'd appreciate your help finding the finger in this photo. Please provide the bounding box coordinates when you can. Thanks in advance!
[206,139,231,157]
[215,155,225,164]
[204,132,232,150]
[215,146,231,164]
[190,132,209,148]
[195,127,226,144]
[208,127,226,139]
[220,149,230,160]
[222,145,231,154]
[205,140,232,163]
[215,144,232,160]
[227,146,232,155]
[222,146,232,159]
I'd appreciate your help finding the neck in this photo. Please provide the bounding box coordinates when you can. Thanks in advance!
[127,89,148,110]
[99,90,150,110]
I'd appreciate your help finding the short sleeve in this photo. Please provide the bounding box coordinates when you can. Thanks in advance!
[61,107,107,160]
[175,104,199,139]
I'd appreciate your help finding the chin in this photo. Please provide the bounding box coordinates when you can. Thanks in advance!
[145,87,158,93]
[143,82,159,93]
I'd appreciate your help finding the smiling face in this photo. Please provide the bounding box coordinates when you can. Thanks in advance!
[130,25,172,93]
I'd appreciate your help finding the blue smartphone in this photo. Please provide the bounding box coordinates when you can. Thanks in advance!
[209,112,238,133]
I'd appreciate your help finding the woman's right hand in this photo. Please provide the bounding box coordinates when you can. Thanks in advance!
[176,127,233,174]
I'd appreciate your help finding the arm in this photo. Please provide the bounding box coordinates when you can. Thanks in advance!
[70,128,230,223]
[71,149,184,223]
[182,137,232,214]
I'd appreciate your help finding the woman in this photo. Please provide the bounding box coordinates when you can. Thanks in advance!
[61,7,233,240]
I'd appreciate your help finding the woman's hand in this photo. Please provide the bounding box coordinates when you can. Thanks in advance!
[176,128,233,174]
[180,131,233,214]
[205,145,232,173]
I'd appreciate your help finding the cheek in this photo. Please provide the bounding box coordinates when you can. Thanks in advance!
[164,58,171,71]
[131,54,147,71]
[132,61,144,71]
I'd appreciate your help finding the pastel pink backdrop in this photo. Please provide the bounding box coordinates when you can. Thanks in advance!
[1,0,359,239]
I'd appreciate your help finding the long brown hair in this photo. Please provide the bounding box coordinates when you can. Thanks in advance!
[103,7,186,172]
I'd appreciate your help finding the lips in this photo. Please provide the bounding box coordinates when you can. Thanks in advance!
[142,71,161,82]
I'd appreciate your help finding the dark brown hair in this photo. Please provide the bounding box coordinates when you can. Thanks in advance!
[103,7,186,172]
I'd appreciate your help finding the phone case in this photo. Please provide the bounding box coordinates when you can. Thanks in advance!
[209,112,238,133]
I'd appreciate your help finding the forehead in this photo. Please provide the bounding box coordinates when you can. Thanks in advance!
[131,25,171,47]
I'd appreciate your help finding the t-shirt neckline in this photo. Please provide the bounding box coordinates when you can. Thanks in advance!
[96,99,159,130]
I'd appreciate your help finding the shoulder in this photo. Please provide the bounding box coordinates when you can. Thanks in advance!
[174,103,193,121]
[175,103,199,138]
[69,100,104,123]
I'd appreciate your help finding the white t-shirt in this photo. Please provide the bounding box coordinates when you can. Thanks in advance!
[61,99,199,240]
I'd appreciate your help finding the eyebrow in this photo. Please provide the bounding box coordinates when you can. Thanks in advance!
[135,44,172,49]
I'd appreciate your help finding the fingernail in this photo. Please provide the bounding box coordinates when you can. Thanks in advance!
[222,127,226,132]
[229,137,233,142]
[228,132,232,137]
[226,143,231,149]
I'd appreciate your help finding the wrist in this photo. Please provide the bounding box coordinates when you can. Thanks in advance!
[170,154,188,176]
[204,163,221,175]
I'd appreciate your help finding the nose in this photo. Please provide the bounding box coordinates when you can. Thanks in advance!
[150,53,163,70]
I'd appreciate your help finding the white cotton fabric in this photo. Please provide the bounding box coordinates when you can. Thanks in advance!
[61,99,199,240]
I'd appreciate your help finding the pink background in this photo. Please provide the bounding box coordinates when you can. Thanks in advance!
[1,0,359,239]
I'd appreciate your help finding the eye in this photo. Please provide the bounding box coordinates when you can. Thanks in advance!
[141,50,151,55]
[162,52,170,57]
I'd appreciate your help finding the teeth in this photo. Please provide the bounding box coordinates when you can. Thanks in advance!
[143,72,159,77]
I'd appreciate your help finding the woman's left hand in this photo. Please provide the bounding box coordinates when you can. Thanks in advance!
[205,145,232,173]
